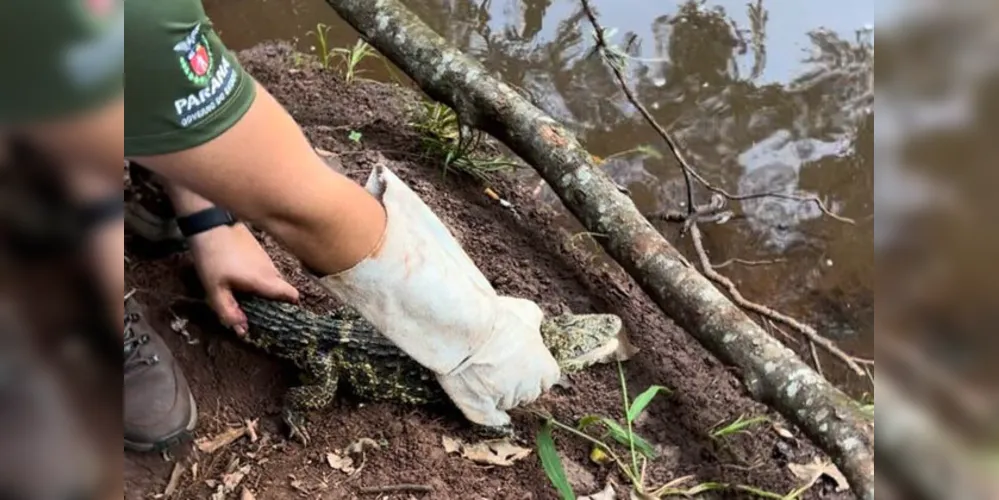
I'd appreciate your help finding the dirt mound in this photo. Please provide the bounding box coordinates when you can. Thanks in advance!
[123,43,845,499]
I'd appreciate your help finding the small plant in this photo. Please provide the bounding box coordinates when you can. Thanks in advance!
[534,362,674,497]
[331,39,381,84]
[709,414,770,440]
[410,101,519,181]
[306,23,334,70]
[348,130,363,143]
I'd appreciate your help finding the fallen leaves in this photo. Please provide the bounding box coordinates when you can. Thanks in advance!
[788,456,850,492]
[169,315,199,345]
[195,419,259,454]
[326,450,356,474]
[326,437,384,475]
[161,462,185,497]
[208,465,252,500]
[772,422,796,440]
[441,435,532,466]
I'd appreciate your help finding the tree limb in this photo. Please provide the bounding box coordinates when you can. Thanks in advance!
[322,1,874,497]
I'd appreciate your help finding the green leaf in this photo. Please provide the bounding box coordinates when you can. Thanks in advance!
[627,385,669,423]
[348,130,363,143]
[537,422,576,500]
[577,415,603,431]
[601,418,657,458]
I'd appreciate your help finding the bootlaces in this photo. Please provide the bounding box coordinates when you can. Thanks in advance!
[123,312,158,372]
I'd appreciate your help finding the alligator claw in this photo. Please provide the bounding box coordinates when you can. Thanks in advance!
[283,409,310,446]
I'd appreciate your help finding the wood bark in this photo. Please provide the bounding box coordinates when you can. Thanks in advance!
[323,0,874,497]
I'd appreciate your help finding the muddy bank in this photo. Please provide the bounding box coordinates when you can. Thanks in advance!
[123,43,848,499]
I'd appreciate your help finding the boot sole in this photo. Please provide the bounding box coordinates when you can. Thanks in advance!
[123,392,198,453]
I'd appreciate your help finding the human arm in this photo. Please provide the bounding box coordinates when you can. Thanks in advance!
[132,81,386,277]
[163,181,299,334]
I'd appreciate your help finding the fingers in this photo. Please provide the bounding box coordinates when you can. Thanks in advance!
[206,287,249,336]
[210,273,300,336]
[246,273,301,304]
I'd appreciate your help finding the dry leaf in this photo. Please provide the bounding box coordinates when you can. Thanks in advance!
[169,316,199,345]
[326,451,356,474]
[441,435,462,454]
[580,481,617,500]
[788,457,850,492]
[773,423,795,440]
[190,463,199,481]
[209,465,251,500]
[442,436,532,466]
[314,147,336,158]
[221,465,251,491]
[195,426,249,454]
[162,462,184,497]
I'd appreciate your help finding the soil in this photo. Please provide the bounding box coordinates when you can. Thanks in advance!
[123,43,849,499]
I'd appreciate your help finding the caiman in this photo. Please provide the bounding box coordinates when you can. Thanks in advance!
[235,295,623,445]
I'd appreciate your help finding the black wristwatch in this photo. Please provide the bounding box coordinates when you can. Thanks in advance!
[175,206,238,238]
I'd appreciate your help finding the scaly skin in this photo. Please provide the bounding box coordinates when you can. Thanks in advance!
[236,295,622,444]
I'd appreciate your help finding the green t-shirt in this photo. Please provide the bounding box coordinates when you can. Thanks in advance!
[0,0,256,156]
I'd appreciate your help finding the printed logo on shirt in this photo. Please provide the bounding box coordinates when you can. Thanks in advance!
[171,23,241,127]
[173,24,216,87]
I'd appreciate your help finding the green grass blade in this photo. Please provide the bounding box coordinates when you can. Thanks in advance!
[627,385,669,423]
[601,418,657,458]
[537,422,576,500]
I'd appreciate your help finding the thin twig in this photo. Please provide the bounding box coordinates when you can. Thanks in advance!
[578,0,854,226]
[810,340,824,378]
[713,257,787,270]
[358,483,433,495]
[690,223,865,376]
[580,0,694,216]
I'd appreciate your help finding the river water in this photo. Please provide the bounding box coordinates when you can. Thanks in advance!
[204,0,878,394]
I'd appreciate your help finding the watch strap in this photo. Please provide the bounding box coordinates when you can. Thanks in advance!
[175,206,237,238]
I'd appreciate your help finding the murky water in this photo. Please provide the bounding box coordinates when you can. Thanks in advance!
[204,0,876,393]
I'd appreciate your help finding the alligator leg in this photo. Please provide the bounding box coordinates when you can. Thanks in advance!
[283,357,339,446]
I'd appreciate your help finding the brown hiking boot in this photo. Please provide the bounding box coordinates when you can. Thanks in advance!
[123,297,197,452]
[0,316,100,500]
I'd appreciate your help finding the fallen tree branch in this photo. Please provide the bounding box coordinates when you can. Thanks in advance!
[322,1,874,497]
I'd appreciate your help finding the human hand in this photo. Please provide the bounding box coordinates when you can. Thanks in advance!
[188,223,299,335]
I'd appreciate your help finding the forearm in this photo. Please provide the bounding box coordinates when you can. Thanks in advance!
[162,179,215,217]
[132,82,386,275]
